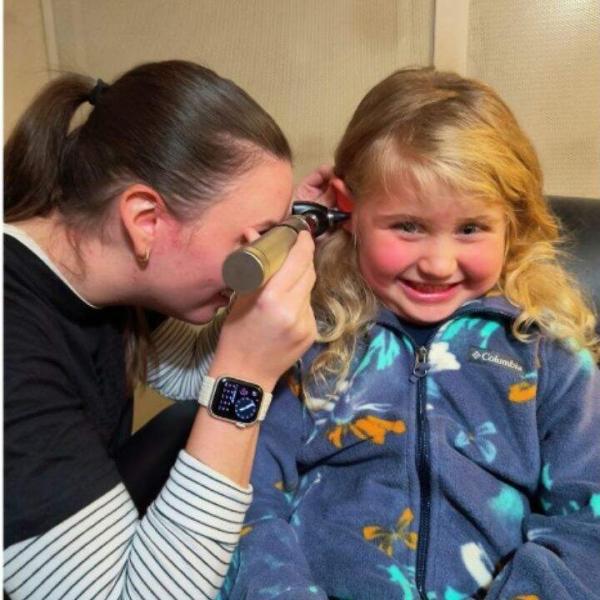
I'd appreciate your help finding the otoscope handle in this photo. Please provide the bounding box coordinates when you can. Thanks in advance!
[222,215,311,294]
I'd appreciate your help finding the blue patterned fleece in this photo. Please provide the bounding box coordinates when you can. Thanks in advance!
[220,297,600,600]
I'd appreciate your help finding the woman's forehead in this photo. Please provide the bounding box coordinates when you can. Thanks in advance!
[191,157,293,230]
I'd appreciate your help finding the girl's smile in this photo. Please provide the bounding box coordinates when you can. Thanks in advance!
[398,279,462,302]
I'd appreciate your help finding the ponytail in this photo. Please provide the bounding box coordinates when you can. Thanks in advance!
[4,75,95,222]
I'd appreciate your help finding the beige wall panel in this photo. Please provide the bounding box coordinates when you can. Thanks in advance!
[48,0,433,181]
[4,0,51,137]
[467,0,600,198]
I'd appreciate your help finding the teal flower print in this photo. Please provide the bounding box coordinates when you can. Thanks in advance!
[454,421,498,464]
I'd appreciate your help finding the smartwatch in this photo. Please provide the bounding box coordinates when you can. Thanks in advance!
[198,375,273,428]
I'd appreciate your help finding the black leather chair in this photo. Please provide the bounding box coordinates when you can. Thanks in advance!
[116,195,600,515]
[547,196,600,323]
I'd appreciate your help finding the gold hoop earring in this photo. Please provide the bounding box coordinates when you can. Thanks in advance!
[138,247,151,265]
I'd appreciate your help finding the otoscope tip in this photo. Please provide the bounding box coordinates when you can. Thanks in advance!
[330,209,350,223]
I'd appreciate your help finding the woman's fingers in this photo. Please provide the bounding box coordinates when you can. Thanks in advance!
[294,164,335,204]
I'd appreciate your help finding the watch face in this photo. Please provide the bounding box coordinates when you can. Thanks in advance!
[210,377,263,424]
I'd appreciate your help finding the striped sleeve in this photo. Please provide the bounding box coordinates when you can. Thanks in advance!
[3,450,252,600]
[146,313,224,401]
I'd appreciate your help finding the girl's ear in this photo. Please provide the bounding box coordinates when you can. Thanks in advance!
[330,177,355,232]
[118,184,167,264]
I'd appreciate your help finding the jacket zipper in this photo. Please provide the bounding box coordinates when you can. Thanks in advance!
[389,308,515,597]
[411,345,431,599]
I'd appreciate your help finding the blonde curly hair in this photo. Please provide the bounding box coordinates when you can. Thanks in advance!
[309,67,598,390]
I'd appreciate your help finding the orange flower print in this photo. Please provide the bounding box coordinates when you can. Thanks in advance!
[240,525,253,537]
[508,381,537,403]
[327,415,406,448]
[363,507,418,556]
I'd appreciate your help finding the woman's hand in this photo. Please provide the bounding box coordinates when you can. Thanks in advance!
[210,230,317,391]
[187,231,316,485]
[294,164,336,208]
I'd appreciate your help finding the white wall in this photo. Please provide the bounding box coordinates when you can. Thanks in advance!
[4,0,51,136]
[467,0,600,198]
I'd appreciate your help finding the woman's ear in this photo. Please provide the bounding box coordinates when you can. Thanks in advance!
[330,177,355,232]
[118,184,166,265]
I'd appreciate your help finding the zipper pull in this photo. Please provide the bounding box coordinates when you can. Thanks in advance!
[410,346,430,382]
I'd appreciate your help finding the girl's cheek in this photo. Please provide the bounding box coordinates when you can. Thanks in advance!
[364,245,410,276]
[463,244,504,279]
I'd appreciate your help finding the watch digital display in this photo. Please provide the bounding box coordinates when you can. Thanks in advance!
[210,377,263,424]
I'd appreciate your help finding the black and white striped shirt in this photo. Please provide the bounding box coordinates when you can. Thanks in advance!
[4,454,251,599]
[4,230,247,600]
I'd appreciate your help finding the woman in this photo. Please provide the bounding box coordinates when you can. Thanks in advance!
[4,60,316,599]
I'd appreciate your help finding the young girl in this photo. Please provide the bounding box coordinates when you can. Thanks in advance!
[222,68,600,600]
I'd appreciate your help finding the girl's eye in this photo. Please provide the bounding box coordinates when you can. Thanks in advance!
[460,223,482,235]
[393,221,419,233]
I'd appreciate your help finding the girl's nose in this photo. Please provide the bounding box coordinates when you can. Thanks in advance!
[417,242,457,279]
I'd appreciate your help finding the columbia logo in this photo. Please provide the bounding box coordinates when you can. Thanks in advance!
[469,346,524,373]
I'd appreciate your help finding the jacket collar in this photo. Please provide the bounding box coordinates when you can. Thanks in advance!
[375,295,520,333]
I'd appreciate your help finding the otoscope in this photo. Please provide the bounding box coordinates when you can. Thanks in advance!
[222,202,350,293]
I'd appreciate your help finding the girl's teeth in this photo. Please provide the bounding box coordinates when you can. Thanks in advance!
[410,282,453,293]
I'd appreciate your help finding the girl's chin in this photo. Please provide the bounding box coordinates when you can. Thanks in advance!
[399,308,454,325]
[387,294,465,324]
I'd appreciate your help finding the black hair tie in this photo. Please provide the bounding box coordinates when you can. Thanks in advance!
[88,79,110,106]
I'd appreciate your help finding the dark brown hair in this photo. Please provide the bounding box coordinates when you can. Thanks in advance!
[4,60,291,225]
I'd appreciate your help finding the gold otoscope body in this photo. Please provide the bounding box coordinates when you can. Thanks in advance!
[222,215,317,294]
[222,202,349,294]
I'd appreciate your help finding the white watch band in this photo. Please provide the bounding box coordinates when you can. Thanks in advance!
[198,375,273,422]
